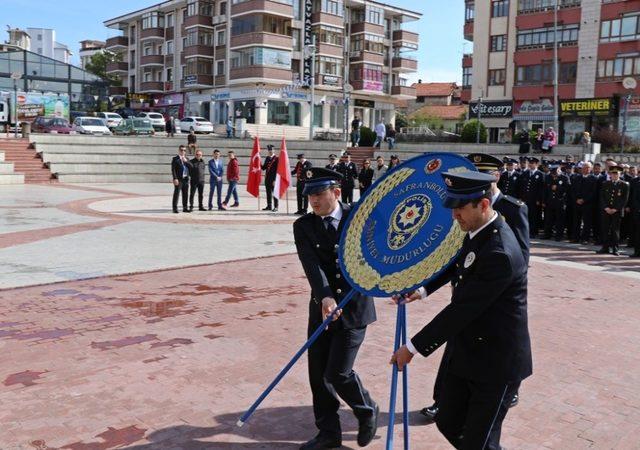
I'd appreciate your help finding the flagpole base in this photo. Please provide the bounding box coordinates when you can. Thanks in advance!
[236,420,244,428]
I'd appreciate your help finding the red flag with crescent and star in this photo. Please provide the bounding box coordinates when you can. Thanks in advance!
[274,136,291,200]
[246,136,262,197]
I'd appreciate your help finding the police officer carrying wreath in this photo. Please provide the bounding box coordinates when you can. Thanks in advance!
[293,167,379,449]
[597,165,630,255]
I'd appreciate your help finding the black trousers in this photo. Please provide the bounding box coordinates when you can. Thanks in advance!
[172,178,189,211]
[265,180,278,209]
[602,211,622,249]
[593,205,603,243]
[341,184,354,204]
[436,371,520,450]
[525,201,539,237]
[307,322,375,437]
[544,203,566,239]
[633,214,640,254]
[573,203,594,241]
[296,182,308,212]
[565,201,574,239]
[189,181,204,209]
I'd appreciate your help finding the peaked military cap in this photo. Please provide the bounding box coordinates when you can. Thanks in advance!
[441,171,495,209]
[302,167,344,196]
[329,154,337,159]
[608,165,624,173]
[267,144,275,151]
[467,153,504,173]
[528,156,540,163]
[297,153,305,158]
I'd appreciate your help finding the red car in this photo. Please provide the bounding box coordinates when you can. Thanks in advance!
[32,116,74,134]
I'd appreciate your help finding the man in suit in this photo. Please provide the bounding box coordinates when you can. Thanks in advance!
[592,162,607,244]
[325,154,339,171]
[571,162,598,244]
[189,149,207,212]
[518,157,545,238]
[392,171,532,450]
[171,145,192,213]
[542,165,570,241]
[208,149,224,210]
[262,144,279,212]
[294,167,379,450]
[498,158,520,197]
[597,165,630,255]
[292,153,313,215]
[337,151,358,204]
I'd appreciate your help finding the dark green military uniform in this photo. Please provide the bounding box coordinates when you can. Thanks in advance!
[598,166,630,255]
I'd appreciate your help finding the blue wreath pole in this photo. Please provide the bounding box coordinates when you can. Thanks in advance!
[401,304,409,450]
[386,304,403,449]
[237,290,356,427]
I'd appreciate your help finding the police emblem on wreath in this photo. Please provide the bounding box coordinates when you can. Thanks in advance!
[339,153,477,297]
[388,194,432,250]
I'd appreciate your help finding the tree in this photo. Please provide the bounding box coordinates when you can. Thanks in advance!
[85,51,123,86]
[395,112,408,131]
[461,120,487,143]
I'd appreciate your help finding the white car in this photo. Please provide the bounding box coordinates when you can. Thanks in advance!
[135,112,166,132]
[96,112,123,129]
[72,117,112,135]
[180,116,214,134]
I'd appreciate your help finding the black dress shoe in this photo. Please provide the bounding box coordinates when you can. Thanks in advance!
[509,393,519,408]
[199,207,206,211]
[262,206,272,211]
[272,207,278,212]
[231,203,240,207]
[183,209,191,213]
[612,247,620,256]
[357,403,379,447]
[419,403,439,423]
[299,434,341,450]
[173,209,179,214]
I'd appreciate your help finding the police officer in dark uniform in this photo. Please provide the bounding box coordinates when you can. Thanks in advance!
[325,154,339,171]
[543,165,570,241]
[293,168,379,450]
[336,151,358,204]
[498,157,520,197]
[593,162,607,244]
[570,162,598,243]
[518,156,545,238]
[262,144,279,212]
[392,171,532,450]
[292,153,313,215]
[597,165,630,255]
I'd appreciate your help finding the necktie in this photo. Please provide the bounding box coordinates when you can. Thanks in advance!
[324,216,338,243]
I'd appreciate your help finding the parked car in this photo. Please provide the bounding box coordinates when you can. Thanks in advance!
[72,117,112,135]
[113,118,155,136]
[32,116,74,134]
[96,112,123,129]
[179,116,214,134]
[114,107,135,119]
[135,112,165,132]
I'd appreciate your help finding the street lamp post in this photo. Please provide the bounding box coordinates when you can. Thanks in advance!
[305,34,317,141]
[476,90,483,144]
[553,0,560,135]
[10,72,23,138]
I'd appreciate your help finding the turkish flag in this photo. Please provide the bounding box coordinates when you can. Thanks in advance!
[273,136,291,200]
[246,136,262,197]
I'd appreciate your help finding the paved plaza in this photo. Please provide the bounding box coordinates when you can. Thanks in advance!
[1,183,640,449]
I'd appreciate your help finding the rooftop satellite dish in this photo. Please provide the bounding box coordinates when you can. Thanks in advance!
[622,77,637,90]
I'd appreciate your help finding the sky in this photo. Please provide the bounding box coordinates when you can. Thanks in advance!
[3,0,465,84]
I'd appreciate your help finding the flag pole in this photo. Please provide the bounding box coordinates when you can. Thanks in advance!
[386,304,403,450]
[401,304,409,450]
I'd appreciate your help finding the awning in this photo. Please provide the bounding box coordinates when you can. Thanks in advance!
[513,115,556,121]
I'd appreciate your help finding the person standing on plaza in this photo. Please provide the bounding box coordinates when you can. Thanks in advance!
[325,154,339,171]
[580,131,591,153]
[226,116,234,138]
[542,165,570,241]
[518,128,530,154]
[387,124,397,150]
[293,168,379,450]
[597,166,630,255]
[388,154,401,170]
[391,171,531,450]
[171,145,192,213]
[542,127,557,154]
[533,128,544,152]
[208,149,224,210]
[372,155,387,183]
[262,144,279,212]
[292,153,312,215]
[373,119,386,148]
[222,150,240,209]
[571,162,598,244]
[358,159,374,196]
[189,149,207,211]
[518,157,545,238]
[350,115,362,147]
[166,115,176,138]
[336,151,358,204]
[592,162,607,244]
[498,158,520,197]
[187,129,197,155]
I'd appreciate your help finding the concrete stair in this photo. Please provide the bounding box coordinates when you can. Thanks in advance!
[0,151,25,184]
[0,138,54,183]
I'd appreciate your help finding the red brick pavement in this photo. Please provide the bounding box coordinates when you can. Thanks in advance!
[0,249,639,449]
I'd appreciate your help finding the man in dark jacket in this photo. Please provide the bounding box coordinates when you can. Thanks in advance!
[171,145,192,213]
[597,165,630,255]
[262,144,279,211]
[189,149,207,211]
[498,158,520,197]
[392,171,532,450]
[518,157,545,238]
[292,153,313,215]
[571,162,598,243]
[294,167,378,450]
[336,151,358,204]
[543,165,570,240]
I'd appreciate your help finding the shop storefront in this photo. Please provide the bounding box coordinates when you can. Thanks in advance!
[619,96,640,143]
[559,98,617,144]
[185,92,212,120]
[513,99,555,133]
[153,93,184,119]
[469,100,514,143]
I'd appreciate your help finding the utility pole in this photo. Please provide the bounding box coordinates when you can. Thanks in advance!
[307,34,317,141]
[10,72,22,138]
[476,88,483,144]
[553,0,559,135]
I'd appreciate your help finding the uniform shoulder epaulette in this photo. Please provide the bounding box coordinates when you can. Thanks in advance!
[503,194,525,207]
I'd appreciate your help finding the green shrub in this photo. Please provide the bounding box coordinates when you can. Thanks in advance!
[460,120,487,143]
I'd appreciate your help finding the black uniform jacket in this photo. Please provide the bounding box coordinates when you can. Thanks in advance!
[544,174,571,205]
[571,174,598,205]
[498,170,520,197]
[171,155,192,180]
[189,157,206,183]
[293,203,377,329]
[494,193,530,264]
[630,178,640,214]
[411,216,532,384]
[600,180,630,216]
[518,169,545,204]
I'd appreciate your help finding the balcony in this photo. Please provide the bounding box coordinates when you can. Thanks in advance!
[106,61,128,73]
[109,86,128,96]
[392,57,418,72]
[215,75,226,86]
[229,67,292,83]
[460,87,471,103]
[231,0,293,17]
[140,81,164,92]
[183,45,215,58]
[392,30,419,46]
[391,85,416,99]
[140,55,164,66]
[351,80,384,93]
[165,54,174,66]
[518,0,580,15]
[462,53,472,68]
[230,32,292,49]
[184,14,214,29]
[140,27,164,40]
[464,21,474,41]
[311,12,343,27]
[351,22,384,35]
[317,43,343,58]
[105,36,128,50]
[166,27,174,40]
[181,74,214,88]
[349,51,385,65]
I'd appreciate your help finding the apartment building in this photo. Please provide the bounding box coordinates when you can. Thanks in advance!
[104,0,420,135]
[27,28,73,64]
[79,40,106,69]
[462,0,640,144]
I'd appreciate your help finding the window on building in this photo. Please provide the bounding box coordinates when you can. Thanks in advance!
[37,47,42,54]
[318,56,342,75]
[144,72,152,82]
[142,12,164,29]
[490,35,507,52]
[330,103,345,128]
[314,104,323,127]
[186,30,213,46]
[217,30,226,46]
[231,15,292,36]
[350,63,383,82]
[167,67,173,81]
[516,62,577,84]
[350,34,384,54]
[220,1,227,15]
[518,0,580,14]
[516,24,579,48]
[166,40,174,54]
[366,5,384,25]
[37,34,42,41]
[267,101,301,125]
[600,15,640,42]
[185,58,213,75]
[313,0,344,16]
[491,0,509,18]
[216,60,225,75]
[462,67,472,87]
[144,46,153,56]
[465,2,475,21]
[166,13,174,27]
[313,25,343,46]
[597,55,640,79]
[488,69,506,85]
[230,47,292,69]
